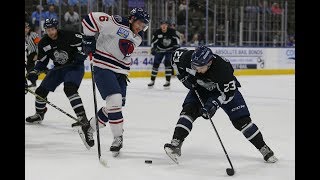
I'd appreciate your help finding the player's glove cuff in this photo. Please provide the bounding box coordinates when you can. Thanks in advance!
[82,35,96,55]
[26,69,40,82]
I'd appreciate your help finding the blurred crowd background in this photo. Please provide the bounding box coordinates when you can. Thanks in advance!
[25,0,295,47]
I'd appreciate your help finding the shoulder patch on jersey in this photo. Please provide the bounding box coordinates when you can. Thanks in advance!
[113,15,122,23]
[117,27,129,38]
[112,15,129,27]
[43,45,51,52]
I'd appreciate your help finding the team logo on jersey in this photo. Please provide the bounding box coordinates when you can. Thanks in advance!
[162,38,171,47]
[117,27,129,38]
[119,39,134,58]
[53,50,69,64]
[43,45,52,52]
[113,15,122,23]
[196,79,216,91]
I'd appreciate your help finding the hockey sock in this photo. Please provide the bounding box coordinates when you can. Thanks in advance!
[35,96,47,114]
[165,67,172,82]
[151,67,159,81]
[172,115,194,141]
[241,122,266,149]
[107,107,124,137]
[67,93,86,117]
[34,87,49,114]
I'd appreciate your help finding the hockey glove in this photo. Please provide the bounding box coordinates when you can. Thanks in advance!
[151,47,157,56]
[179,74,197,90]
[200,98,220,119]
[26,69,40,83]
[82,35,96,55]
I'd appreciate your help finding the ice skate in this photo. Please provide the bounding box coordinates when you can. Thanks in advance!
[110,136,123,157]
[75,123,94,150]
[26,107,47,124]
[164,138,183,164]
[259,144,278,163]
[163,81,170,89]
[72,116,94,150]
[147,80,155,88]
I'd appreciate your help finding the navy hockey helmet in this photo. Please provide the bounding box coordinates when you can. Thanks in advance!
[43,18,58,29]
[129,7,150,25]
[191,46,215,69]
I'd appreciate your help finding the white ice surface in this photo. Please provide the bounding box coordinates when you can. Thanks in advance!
[25,75,295,180]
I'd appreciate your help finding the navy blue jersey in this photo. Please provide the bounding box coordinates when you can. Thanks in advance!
[172,48,241,105]
[35,30,86,71]
[151,28,180,52]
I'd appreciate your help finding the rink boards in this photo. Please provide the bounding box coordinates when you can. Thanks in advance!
[39,46,295,79]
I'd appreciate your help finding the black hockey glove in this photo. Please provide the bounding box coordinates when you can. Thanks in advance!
[200,97,220,119]
[82,35,96,55]
[26,69,40,83]
[180,74,197,90]
[151,47,157,56]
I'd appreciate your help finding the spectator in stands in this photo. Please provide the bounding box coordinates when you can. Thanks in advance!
[64,6,80,32]
[177,0,187,25]
[47,0,59,6]
[31,5,46,35]
[259,0,271,14]
[271,3,282,15]
[190,33,199,46]
[245,5,259,13]
[68,0,79,6]
[287,35,295,47]
[180,33,186,46]
[44,5,58,20]
[179,0,187,11]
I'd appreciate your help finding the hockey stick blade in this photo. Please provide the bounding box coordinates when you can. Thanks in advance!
[99,158,108,167]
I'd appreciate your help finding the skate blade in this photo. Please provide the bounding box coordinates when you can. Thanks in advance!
[163,86,170,90]
[266,155,278,163]
[164,147,179,164]
[112,151,120,157]
[26,120,43,124]
[75,127,91,150]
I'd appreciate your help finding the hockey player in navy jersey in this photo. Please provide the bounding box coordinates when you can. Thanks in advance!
[147,19,180,88]
[73,8,150,156]
[164,46,278,164]
[26,19,89,131]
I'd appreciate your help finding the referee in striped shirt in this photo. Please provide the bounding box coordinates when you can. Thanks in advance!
[25,22,40,87]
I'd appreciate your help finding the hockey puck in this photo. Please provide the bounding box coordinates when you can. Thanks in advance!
[145,160,152,164]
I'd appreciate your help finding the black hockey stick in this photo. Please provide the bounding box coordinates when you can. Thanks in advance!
[89,53,107,167]
[25,88,85,125]
[193,88,235,176]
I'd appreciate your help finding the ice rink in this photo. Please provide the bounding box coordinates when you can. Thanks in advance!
[25,75,295,180]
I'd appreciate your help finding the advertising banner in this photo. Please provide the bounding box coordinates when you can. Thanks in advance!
[46,47,294,72]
